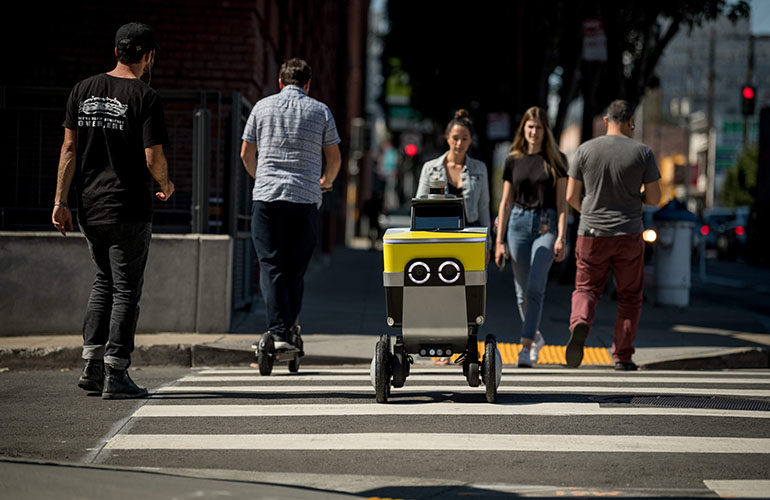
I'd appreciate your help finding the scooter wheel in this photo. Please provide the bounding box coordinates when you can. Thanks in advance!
[288,356,300,373]
[257,332,274,376]
[483,340,497,403]
[374,336,391,403]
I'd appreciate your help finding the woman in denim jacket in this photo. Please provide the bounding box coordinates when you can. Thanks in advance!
[494,107,568,367]
[415,109,491,256]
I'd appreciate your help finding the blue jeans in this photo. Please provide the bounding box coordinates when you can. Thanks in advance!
[251,201,318,337]
[506,206,557,341]
[81,222,152,369]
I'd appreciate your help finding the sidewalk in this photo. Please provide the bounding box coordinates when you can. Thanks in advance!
[1,243,768,370]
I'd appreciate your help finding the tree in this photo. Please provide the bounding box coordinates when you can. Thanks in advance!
[720,145,758,207]
[384,1,750,147]
[551,0,750,141]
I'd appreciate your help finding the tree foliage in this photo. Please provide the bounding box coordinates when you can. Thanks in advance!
[720,145,758,207]
[385,0,750,147]
[556,0,751,140]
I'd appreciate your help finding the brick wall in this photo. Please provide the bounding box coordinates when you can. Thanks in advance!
[1,0,367,242]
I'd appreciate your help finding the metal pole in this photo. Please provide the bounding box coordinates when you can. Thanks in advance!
[228,93,243,237]
[705,30,716,209]
[744,34,755,148]
[192,107,212,234]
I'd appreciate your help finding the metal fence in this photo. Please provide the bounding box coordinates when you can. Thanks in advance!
[0,85,259,316]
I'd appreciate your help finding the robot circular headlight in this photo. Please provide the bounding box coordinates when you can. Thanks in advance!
[408,261,431,284]
[438,261,461,284]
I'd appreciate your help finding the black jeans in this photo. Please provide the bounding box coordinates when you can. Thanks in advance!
[81,222,152,369]
[251,201,318,337]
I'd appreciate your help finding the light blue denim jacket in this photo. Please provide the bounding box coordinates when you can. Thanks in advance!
[415,152,491,248]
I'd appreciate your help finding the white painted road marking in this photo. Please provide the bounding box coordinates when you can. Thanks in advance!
[179,374,770,384]
[105,433,770,453]
[156,385,770,397]
[703,479,770,498]
[194,368,770,376]
[133,403,770,419]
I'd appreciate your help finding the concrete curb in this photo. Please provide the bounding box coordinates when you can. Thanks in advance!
[2,344,769,371]
[0,345,372,370]
[640,347,770,370]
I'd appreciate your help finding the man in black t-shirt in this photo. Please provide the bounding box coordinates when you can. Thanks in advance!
[52,22,174,399]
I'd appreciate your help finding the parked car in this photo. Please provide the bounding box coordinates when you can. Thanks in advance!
[715,218,748,261]
[700,207,736,250]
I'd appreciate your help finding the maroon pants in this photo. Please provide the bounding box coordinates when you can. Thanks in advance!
[570,233,645,362]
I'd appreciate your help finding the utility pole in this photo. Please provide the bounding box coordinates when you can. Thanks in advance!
[705,29,716,209]
[744,33,755,148]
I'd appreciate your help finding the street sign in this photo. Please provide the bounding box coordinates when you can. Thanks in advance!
[582,18,607,62]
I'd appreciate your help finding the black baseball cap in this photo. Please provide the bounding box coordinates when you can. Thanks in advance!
[115,22,158,55]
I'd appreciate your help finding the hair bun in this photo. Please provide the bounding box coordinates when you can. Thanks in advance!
[454,109,470,120]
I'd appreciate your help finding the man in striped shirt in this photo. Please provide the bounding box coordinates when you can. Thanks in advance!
[240,58,341,350]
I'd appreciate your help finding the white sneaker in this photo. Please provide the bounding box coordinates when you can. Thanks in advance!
[530,331,546,364]
[517,347,532,368]
[273,337,297,351]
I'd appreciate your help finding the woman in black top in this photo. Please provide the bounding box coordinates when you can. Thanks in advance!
[494,107,568,367]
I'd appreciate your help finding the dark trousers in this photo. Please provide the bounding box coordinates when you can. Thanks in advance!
[81,222,152,369]
[251,200,318,337]
[570,233,645,362]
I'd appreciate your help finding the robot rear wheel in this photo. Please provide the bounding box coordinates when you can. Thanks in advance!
[483,337,498,403]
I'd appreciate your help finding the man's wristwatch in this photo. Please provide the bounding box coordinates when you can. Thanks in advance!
[56,202,68,208]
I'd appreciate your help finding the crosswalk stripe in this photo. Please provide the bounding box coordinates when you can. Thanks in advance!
[132,403,770,419]
[157,385,770,397]
[194,368,770,377]
[703,479,770,498]
[178,374,770,385]
[104,433,770,453]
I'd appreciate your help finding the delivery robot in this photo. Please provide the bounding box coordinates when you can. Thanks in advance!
[371,186,502,403]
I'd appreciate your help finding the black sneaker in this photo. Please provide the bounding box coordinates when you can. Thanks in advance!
[566,322,589,368]
[252,331,275,350]
[102,367,148,399]
[78,359,104,392]
[614,360,638,371]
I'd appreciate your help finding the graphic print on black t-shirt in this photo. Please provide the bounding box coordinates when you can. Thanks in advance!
[78,96,129,130]
[64,73,169,226]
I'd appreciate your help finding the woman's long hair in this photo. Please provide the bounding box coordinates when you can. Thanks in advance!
[508,107,566,185]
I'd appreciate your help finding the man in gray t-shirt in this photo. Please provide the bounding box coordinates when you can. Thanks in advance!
[565,100,661,371]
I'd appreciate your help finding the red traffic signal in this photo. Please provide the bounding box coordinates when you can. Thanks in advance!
[404,143,418,156]
[741,85,756,116]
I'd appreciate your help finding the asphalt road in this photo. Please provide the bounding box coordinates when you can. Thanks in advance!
[2,365,769,499]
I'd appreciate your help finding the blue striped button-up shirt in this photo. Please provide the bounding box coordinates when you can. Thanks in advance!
[242,85,341,205]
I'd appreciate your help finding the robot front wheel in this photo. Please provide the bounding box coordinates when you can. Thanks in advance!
[373,334,392,403]
[482,335,502,403]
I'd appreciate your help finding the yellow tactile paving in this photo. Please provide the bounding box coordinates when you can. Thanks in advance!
[435,342,613,366]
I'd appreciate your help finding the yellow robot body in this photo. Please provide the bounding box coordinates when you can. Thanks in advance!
[382,196,487,356]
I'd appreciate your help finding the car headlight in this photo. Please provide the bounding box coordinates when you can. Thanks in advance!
[643,229,657,243]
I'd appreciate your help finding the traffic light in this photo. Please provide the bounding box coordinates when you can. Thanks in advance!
[742,85,756,116]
